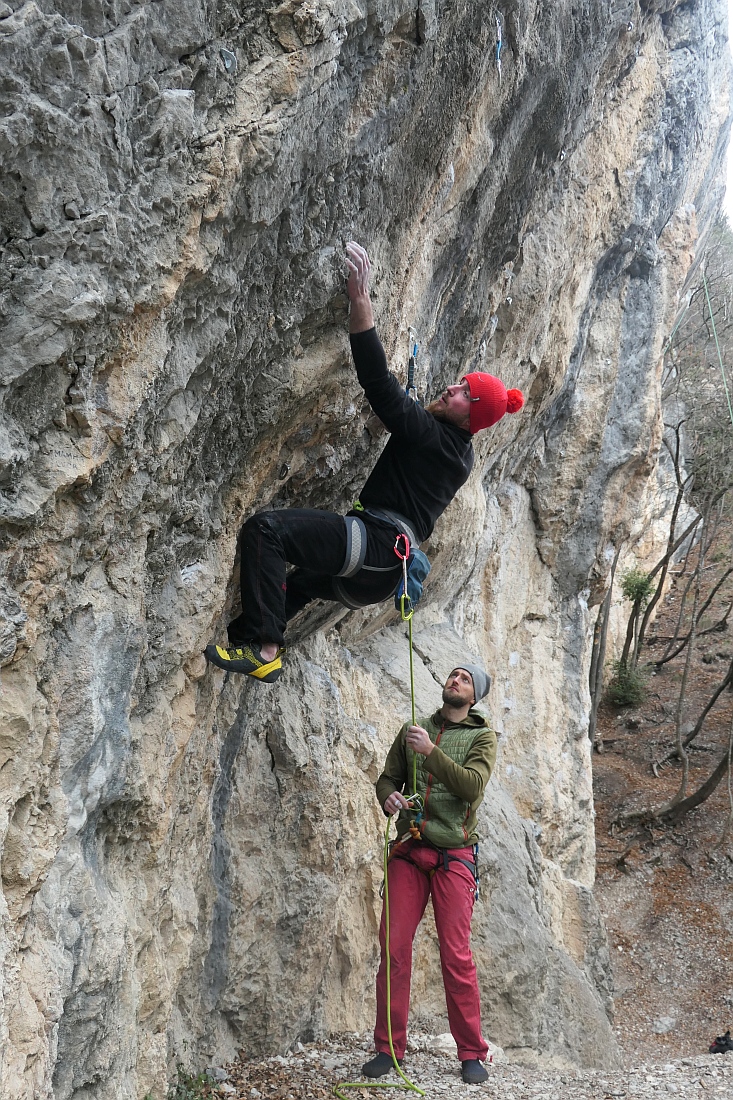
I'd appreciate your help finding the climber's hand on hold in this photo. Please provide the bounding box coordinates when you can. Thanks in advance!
[345,240,374,333]
[406,725,434,756]
[383,791,411,816]
[346,241,370,297]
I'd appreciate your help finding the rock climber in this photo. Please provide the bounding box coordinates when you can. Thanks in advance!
[361,663,497,1086]
[204,242,524,682]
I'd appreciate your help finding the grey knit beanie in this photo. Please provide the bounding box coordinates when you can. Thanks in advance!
[453,663,491,704]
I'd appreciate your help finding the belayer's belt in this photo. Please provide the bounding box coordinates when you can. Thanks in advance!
[385,838,480,900]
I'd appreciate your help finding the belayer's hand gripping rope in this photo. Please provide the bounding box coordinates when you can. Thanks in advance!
[332,536,425,1100]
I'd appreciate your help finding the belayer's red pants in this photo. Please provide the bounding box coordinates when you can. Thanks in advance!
[374,839,489,1062]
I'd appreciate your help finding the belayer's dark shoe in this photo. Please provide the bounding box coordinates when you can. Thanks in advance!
[710,1028,733,1054]
[461,1059,489,1084]
[361,1052,403,1078]
[203,642,283,682]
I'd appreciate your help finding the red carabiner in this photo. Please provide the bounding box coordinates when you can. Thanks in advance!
[393,533,411,561]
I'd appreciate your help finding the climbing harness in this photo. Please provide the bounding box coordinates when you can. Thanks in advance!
[333,507,424,610]
[495,14,503,82]
[387,839,480,903]
[333,539,425,1100]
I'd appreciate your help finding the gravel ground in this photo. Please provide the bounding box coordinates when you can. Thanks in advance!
[204,1033,733,1100]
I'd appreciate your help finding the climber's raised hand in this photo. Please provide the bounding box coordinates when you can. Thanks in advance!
[346,240,371,298]
[346,241,375,333]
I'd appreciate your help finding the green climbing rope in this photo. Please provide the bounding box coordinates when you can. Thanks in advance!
[331,817,425,1099]
[702,271,733,430]
[663,297,691,355]
[332,589,425,1099]
[402,594,418,798]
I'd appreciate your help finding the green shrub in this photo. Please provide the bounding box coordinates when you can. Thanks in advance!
[605,659,649,708]
[167,1064,214,1100]
[620,567,654,607]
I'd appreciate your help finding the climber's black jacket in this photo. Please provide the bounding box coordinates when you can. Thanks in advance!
[350,327,474,545]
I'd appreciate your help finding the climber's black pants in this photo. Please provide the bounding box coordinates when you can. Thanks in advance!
[227,509,403,647]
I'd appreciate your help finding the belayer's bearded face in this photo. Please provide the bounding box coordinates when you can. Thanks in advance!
[426,380,473,430]
[442,667,475,707]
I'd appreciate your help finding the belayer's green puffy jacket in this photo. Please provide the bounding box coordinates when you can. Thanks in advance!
[375,709,497,849]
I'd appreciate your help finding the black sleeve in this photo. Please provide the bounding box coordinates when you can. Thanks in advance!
[350,328,443,443]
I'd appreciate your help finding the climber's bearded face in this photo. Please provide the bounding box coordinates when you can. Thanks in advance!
[442,667,475,708]
[426,380,473,430]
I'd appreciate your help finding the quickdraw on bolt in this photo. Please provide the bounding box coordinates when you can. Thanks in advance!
[391,534,413,624]
[495,13,503,83]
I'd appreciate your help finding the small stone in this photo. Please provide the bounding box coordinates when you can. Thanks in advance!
[321,1056,347,1071]
[429,1033,457,1056]
[64,202,81,220]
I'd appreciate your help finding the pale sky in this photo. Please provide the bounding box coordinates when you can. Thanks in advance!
[725,0,733,221]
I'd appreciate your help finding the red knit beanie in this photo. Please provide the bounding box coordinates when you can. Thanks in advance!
[463,372,525,434]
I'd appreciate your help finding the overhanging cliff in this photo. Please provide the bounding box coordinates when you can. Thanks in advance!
[0,1,730,1097]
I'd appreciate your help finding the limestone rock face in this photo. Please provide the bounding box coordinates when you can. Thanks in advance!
[0,1,730,1097]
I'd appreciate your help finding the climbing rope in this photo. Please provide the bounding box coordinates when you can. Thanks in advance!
[332,539,425,1100]
[702,270,733,430]
[395,536,420,804]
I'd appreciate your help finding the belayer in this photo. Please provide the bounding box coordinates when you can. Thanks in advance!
[363,662,497,1085]
[204,242,524,682]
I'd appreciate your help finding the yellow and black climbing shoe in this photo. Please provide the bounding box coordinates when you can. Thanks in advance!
[203,642,283,682]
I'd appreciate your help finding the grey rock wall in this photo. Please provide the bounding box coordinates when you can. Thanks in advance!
[0,1,730,1097]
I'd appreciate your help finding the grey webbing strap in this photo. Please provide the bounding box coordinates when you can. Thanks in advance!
[337,516,367,578]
